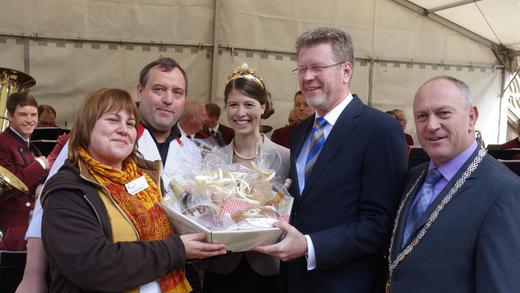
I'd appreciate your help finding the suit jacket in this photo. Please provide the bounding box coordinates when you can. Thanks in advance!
[0,128,48,250]
[286,95,408,293]
[388,148,520,293]
[271,124,295,148]
[500,137,520,149]
[195,124,235,146]
[203,136,290,276]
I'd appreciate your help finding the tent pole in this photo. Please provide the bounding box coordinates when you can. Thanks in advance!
[368,58,374,107]
[209,0,221,102]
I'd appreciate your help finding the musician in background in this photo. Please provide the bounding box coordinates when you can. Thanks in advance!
[37,104,57,127]
[0,92,49,250]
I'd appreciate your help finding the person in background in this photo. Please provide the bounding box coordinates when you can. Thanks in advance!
[387,76,520,292]
[500,119,520,149]
[388,109,414,146]
[0,92,49,251]
[177,100,208,139]
[41,88,226,292]
[202,63,290,293]
[287,110,297,126]
[37,105,57,127]
[271,90,314,148]
[254,27,408,293]
[195,103,235,147]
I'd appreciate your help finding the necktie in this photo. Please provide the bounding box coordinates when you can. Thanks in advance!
[210,129,225,147]
[402,168,443,248]
[305,117,327,177]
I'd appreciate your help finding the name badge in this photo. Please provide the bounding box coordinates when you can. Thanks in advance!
[125,176,149,195]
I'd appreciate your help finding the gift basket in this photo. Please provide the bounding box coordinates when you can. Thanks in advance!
[161,146,293,251]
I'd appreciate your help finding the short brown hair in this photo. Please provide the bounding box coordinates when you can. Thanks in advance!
[68,88,139,165]
[296,27,354,68]
[38,104,56,116]
[205,103,221,119]
[6,92,38,114]
[138,57,188,96]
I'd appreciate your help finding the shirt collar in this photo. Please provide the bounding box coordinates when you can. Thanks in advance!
[8,127,30,144]
[428,140,478,181]
[177,124,189,138]
[315,93,353,126]
[209,123,220,133]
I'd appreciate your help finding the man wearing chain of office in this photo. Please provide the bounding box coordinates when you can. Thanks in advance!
[386,76,520,293]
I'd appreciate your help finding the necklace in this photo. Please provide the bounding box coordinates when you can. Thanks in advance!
[233,145,256,160]
[385,147,486,292]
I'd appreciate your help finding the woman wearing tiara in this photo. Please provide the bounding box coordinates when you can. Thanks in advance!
[202,64,290,293]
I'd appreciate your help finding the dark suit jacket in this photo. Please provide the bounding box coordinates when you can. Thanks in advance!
[0,128,48,250]
[500,137,520,149]
[271,124,295,148]
[195,124,235,146]
[389,149,520,293]
[286,95,408,293]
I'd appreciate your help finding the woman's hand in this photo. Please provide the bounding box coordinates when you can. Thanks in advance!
[180,233,227,259]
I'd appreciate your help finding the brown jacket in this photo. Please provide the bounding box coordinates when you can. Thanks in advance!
[42,158,185,292]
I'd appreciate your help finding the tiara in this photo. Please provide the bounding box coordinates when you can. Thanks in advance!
[226,63,265,89]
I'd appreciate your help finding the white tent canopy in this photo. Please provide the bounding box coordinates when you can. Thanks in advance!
[0,0,517,144]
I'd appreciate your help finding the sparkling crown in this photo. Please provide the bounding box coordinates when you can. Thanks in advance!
[226,63,265,89]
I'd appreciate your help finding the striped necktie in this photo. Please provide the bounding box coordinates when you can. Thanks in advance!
[402,168,443,248]
[305,117,327,177]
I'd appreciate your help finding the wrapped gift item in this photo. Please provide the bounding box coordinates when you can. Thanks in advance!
[161,163,292,251]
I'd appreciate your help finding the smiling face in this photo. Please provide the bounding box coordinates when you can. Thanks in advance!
[137,66,186,141]
[297,43,352,116]
[8,105,38,139]
[88,110,137,169]
[414,78,478,167]
[225,89,265,136]
[293,93,313,122]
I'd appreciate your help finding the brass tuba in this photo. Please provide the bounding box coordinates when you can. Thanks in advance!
[0,165,29,205]
[0,67,36,131]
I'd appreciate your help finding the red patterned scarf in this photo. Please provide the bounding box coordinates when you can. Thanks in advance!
[79,148,191,293]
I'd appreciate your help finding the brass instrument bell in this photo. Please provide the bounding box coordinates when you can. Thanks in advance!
[0,165,29,204]
[0,68,36,131]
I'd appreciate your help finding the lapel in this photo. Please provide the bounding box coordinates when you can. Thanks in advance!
[6,128,37,166]
[300,95,364,198]
[392,165,428,256]
[414,148,480,230]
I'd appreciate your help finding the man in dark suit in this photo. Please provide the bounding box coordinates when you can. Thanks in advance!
[0,92,49,251]
[255,27,408,293]
[387,76,520,292]
[196,102,234,146]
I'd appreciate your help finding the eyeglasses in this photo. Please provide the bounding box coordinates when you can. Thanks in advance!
[292,61,346,75]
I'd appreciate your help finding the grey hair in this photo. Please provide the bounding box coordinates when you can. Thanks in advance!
[421,76,473,108]
[296,27,354,67]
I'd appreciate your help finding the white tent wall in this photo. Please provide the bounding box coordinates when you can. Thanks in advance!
[0,0,508,143]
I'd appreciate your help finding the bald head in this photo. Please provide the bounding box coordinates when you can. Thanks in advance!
[179,100,208,136]
[413,76,478,166]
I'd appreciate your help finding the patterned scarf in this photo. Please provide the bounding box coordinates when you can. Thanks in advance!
[79,148,191,293]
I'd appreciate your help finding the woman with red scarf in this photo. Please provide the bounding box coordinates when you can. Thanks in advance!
[41,88,226,292]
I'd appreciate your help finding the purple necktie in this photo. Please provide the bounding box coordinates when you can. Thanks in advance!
[402,168,443,248]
